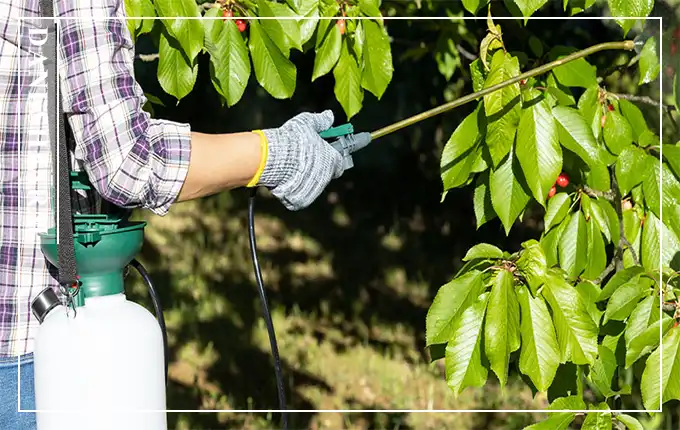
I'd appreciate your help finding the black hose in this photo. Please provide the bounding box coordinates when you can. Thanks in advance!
[247,188,288,430]
[129,258,169,385]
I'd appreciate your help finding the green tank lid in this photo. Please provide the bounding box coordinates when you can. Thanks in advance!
[40,171,147,306]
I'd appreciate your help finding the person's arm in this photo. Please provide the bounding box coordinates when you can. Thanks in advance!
[57,0,346,213]
[56,0,265,215]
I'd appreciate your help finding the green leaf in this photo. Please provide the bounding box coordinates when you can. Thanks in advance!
[445,292,490,396]
[544,193,571,231]
[548,395,586,410]
[624,294,656,346]
[553,106,604,167]
[315,1,340,50]
[597,199,620,246]
[312,24,341,81]
[619,99,649,141]
[638,37,660,84]
[576,281,603,325]
[470,59,487,93]
[584,196,613,243]
[258,0,302,56]
[291,0,320,45]
[154,0,203,61]
[359,0,382,17]
[462,0,488,14]
[517,285,560,392]
[441,106,485,190]
[641,326,680,410]
[581,408,612,430]
[616,146,647,196]
[542,214,569,267]
[641,211,680,272]
[473,171,497,228]
[203,12,251,107]
[489,146,531,235]
[543,271,599,365]
[516,98,562,204]
[626,314,674,368]
[361,19,393,99]
[583,216,607,280]
[616,414,644,430]
[124,0,155,41]
[644,159,680,238]
[516,240,548,293]
[485,269,521,388]
[426,270,486,345]
[588,345,618,398]
[598,267,645,301]
[483,51,522,166]
[463,243,504,261]
[157,30,198,101]
[523,413,576,430]
[512,0,549,20]
[249,20,297,99]
[334,39,363,119]
[608,0,655,36]
[603,111,633,155]
[604,275,649,324]
[663,144,680,179]
[551,53,597,88]
[558,210,588,280]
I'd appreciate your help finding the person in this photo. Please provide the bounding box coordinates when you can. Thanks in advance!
[0,0,346,428]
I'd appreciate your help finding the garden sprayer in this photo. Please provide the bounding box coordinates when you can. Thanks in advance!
[26,3,643,428]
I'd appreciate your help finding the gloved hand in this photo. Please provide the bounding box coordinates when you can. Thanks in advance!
[251,110,345,211]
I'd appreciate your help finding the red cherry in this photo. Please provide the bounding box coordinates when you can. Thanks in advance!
[607,104,615,112]
[600,114,607,128]
[236,19,247,33]
[548,186,557,198]
[622,200,633,211]
[520,79,527,85]
[556,173,569,188]
[337,19,346,35]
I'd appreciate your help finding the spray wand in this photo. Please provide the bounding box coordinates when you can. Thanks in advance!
[248,38,640,430]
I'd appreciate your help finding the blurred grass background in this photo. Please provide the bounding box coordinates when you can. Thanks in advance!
[123,3,676,428]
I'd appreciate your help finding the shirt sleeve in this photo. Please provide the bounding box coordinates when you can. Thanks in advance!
[55,0,192,216]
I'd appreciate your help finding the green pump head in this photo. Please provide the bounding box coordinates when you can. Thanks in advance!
[38,171,146,307]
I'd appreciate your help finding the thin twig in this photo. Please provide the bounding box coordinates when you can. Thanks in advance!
[610,93,676,111]
[597,53,640,83]
[595,259,617,284]
[456,43,477,61]
[136,53,159,62]
[581,186,616,201]
[611,170,640,266]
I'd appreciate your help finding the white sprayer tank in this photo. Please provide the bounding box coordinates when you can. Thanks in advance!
[32,291,167,430]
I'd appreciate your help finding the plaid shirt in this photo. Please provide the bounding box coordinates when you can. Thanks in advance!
[0,0,192,357]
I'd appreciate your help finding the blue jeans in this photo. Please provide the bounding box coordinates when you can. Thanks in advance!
[0,353,37,430]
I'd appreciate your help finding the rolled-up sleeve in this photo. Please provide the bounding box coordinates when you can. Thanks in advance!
[56,0,191,216]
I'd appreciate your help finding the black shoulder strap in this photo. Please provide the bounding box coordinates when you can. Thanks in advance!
[39,0,78,287]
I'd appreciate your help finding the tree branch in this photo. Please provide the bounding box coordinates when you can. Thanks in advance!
[581,186,616,202]
[611,170,640,267]
[135,53,159,62]
[595,259,617,284]
[456,43,477,61]
[610,93,676,111]
[597,53,640,83]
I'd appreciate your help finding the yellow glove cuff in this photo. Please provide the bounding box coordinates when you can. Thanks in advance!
[246,130,268,188]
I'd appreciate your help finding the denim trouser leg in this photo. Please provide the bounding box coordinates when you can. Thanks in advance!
[0,353,37,430]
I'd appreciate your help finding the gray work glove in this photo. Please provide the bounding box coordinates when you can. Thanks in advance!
[255,110,345,211]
